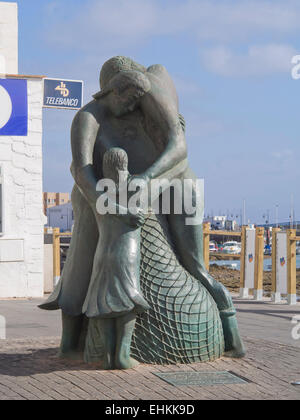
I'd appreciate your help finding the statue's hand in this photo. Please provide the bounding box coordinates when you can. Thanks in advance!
[128,174,150,192]
[116,208,146,228]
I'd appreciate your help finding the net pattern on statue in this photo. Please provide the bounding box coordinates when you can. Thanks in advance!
[131,213,224,364]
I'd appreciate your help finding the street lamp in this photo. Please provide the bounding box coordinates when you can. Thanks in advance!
[275,204,279,228]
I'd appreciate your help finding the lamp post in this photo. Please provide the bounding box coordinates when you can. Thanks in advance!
[275,204,279,228]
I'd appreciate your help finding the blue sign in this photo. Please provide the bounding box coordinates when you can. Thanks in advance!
[43,78,83,110]
[0,79,28,136]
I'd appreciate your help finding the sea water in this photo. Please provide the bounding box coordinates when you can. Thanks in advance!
[210,255,300,271]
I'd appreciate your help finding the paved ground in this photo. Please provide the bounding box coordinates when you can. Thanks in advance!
[0,336,299,400]
[0,296,299,347]
[0,296,299,400]
[0,298,62,339]
[233,296,300,348]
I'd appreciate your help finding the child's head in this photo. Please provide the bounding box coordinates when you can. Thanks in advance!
[103,148,129,183]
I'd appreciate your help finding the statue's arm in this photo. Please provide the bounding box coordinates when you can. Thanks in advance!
[140,88,188,182]
[70,107,100,211]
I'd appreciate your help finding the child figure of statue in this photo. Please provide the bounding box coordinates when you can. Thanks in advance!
[82,147,150,370]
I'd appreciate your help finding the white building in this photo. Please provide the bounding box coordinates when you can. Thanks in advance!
[0,2,45,298]
[205,215,227,230]
[0,2,18,74]
[47,202,74,232]
[224,220,238,231]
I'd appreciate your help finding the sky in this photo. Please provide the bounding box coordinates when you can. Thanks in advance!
[3,0,300,224]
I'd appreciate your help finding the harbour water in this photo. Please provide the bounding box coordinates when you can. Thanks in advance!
[210,255,300,271]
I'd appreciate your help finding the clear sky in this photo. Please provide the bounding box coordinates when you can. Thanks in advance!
[4,0,300,224]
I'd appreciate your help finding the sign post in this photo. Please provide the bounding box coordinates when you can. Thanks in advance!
[273,229,297,305]
[287,229,297,305]
[254,227,264,301]
[240,227,256,298]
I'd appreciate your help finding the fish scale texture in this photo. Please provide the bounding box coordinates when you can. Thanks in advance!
[131,213,225,364]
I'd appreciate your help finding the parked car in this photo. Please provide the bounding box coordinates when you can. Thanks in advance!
[222,241,241,254]
[209,241,218,252]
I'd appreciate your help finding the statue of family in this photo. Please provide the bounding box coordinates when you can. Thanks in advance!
[40,56,245,369]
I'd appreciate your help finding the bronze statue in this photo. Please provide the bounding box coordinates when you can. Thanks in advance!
[40,56,245,368]
[83,147,149,369]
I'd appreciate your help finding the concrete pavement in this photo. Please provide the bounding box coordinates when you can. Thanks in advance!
[0,296,299,347]
[0,336,299,400]
[0,295,299,400]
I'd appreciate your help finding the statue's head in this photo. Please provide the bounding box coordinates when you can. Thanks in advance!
[93,57,150,117]
[103,147,129,184]
[99,56,147,90]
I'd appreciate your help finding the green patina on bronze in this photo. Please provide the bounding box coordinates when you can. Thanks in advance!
[85,212,225,365]
[39,56,245,369]
[133,212,225,364]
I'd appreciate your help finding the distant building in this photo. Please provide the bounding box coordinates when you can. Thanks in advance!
[46,202,74,232]
[43,192,70,215]
[204,215,239,231]
[224,220,238,231]
[205,216,227,230]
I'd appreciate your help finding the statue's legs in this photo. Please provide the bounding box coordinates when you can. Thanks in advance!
[59,312,86,360]
[167,182,245,358]
[96,318,116,370]
[115,312,139,370]
[90,313,139,370]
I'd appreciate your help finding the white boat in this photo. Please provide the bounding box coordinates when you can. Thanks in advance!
[222,241,241,254]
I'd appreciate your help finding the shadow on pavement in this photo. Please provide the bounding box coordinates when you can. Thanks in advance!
[0,347,104,377]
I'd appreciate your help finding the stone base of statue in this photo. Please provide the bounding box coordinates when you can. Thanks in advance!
[84,212,224,365]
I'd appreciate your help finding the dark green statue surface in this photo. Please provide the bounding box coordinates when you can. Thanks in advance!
[39,56,245,369]
[85,211,224,365]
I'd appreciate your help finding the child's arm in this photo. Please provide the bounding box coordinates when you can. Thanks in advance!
[96,195,145,228]
[117,209,145,228]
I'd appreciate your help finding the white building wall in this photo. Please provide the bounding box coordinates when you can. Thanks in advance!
[0,77,44,298]
[0,2,18,74]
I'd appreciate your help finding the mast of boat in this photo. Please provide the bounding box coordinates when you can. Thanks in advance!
[275,204,279,228]
[290,194,294,229]
[242,199,246,226]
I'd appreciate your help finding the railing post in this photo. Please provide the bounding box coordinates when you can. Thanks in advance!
[53,227,61,287]
[203,222,210,272]
[254,227,264,301]
[239,226,248,298]
[287,229,297,305]
[271,228,280,303]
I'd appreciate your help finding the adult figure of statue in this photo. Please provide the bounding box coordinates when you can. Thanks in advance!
[40,56,245,360]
